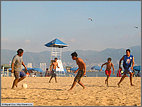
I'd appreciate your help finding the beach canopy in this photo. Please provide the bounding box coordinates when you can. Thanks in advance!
[45,38,68,48]
[91,66,105,71]
[1,64,11,69]
[133,66,141,71]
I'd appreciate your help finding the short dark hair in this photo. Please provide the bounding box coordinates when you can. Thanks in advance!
[107,57,112,61]
[54,58,58,60]
[126,49,131,53]
[71,52,78,57]
[17,48,24,54]
[46,68,48,70]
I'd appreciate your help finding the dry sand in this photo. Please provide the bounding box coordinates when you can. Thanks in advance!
[1,77,141,106]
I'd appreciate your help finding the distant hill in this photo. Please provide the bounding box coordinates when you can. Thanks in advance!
[1,46,140,70]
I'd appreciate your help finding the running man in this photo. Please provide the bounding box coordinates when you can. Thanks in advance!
[11,49,27,89]
[117,49,135,87]
[68,52,86,91]
[100,58,115,86]
[49,58,59,83]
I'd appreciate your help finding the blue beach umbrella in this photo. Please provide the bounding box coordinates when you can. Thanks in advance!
[22,68,33,71]
[70,67,78,71]
[133,66,141,71]
[91,66,105,71]
[32,68,43,72]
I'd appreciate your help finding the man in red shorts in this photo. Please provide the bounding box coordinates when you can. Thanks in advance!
[100,58,115,86]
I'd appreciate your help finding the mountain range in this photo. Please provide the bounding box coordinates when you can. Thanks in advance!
[1,46,140,70]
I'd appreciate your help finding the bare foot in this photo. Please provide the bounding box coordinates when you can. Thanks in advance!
[105,80,107,84]
[117,83,120,87]
[11,87,15,89]
[83,87,86,89]
[68,89,72,91]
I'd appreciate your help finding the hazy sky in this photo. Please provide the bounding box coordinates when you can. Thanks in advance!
[2,1,141,52]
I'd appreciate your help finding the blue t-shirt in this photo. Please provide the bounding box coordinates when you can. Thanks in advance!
[123,55,133,70]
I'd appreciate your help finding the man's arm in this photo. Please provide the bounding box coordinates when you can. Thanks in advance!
[131,57,135,70]
[57,63,60,68]
[22,62,27,71]
[83,61,86,75]
[74,68,79,74]
[111,63,115,74]
[11,56,16,73]
[119,56,124,69]
[11,63,14,73]
[100,63,106,71]
[50,63,53,71]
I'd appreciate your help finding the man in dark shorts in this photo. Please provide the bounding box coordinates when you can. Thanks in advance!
[68,52,86,91]
[49,58,59,83]
[117,49,135,87]
[11,49,27,89]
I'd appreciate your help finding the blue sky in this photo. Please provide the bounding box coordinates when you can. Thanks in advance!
[2,1,141,52]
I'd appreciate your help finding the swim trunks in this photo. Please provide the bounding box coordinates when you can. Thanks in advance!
[74,70,84,82]
[105,70,111,77]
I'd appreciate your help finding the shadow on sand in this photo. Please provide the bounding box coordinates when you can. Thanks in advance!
[1,97,27,99]
[28,88,63,91]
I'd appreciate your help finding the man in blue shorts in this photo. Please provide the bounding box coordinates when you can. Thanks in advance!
[11,49,27,89]
[117,49,135,87]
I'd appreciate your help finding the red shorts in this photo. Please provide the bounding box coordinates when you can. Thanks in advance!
[105,70,111,77]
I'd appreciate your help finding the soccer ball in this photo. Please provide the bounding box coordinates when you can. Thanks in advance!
[22,83,28,89]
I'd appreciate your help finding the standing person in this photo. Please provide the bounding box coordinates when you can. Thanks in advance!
[68,52,86,91]
[49,58,59,83]
[100,58,115,86]
[117,49,135,87]
[117,68,122,77]
[11,49,27,89]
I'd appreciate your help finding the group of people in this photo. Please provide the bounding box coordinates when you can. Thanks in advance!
[100,49,135,87]
[11,48,135,90]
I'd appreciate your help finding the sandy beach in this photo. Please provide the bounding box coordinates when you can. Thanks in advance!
[1,77,141,106]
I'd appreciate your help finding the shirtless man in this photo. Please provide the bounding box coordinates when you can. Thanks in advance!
[68,52,86,91]
[49,58,59,83]
[100,57,115,86]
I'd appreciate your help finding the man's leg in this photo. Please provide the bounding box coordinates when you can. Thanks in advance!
[18,76,26,83]
[49,76,53,83]
[78,81,85,89]
[55,76,57,83]
[117,74,127,87]
[130,73,134,86]
[105,75,109,86]
[68,80,77,91]
[12,78,19,89]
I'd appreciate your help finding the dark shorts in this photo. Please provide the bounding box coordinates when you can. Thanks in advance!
[14,71,26,79]
[123,68,133,74]
[51,69,56,77]
[74,70,84,82]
